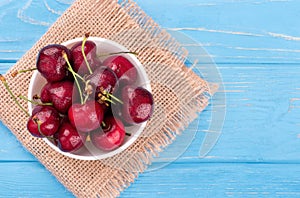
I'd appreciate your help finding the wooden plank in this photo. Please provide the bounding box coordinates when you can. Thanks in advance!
[1,1,300,63]
[0,63,12,73]
[1,162,300,197]
[0,0,70,60]
[123,162,300,197]
[135,0,300,63]
[0,121,36,161]
[0,162,73,197]
[184,63,300,160]
[0,63,300,163]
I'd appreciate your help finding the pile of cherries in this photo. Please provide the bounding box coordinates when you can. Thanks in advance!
[25,35,154,153]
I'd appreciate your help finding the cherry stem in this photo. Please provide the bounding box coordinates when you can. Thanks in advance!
[101,89,123,104]
[62,51,84,104]
[83,80,92,104]
[33,118,55,140]
[97,98,109,107]
[109,93,123,104]
[34,118,43,136]
[82,33,93,75]
[125,132,131,136]
[83,94,89,104]
[97,51,138,57]
[102,96,115,105]
[67,68,85,81]
[0,74,29,117]
[101,121,111,131]
[11,68,37,77]
[97,91,116,105]
[18,95,53,106]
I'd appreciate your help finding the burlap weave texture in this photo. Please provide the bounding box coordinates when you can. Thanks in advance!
[0,0,212,197]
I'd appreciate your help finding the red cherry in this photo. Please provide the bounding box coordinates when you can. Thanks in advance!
[70,40,100,74]
[68,100,104,132]
[40,83,51,102]
[121,86,154,124]
[103,55,137,84]
[37,44,71,82]
[86,66,118,100]
[27,105,60,137]
[55,121,86,152]
[40,80,77,114]
[90,116,125,151]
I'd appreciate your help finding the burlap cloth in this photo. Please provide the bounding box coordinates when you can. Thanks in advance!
[0,0,214,197]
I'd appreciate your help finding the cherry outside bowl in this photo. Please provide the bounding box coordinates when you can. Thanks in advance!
[28,37,151,160]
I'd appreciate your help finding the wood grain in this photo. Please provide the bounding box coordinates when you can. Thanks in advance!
[0,162,300,197]
[0,0,300,197]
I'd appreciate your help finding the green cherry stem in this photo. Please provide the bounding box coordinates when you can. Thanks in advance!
[33,118,55,140]
[34,118,43,137]
[101,95,116,105]
[11,68,37,77]
[67,68,85,81]
[82,33,93,75]
[83,94,89,104]
[101,89,123,104]
[109,93,123,104]
[62,51,84,104]
[18,95,53,106]
[0,74,30,117]
[83,80,92,104]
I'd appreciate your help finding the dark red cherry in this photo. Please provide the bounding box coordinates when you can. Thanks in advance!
[86,66,118,100]
[37,44,71,82]
[68,100,104,132]
[90,116,125,151]
[55,121,86,152]
[121,86,154,124]
[40,80,76,114]
[27,105,60,137]
[40,83,51,102]
[70,40,100,74]
[103,55,137,84]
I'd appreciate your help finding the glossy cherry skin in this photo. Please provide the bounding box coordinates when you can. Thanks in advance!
[103,55,137,84]
[40,83,51,102]
[40,80,76,114]
[37,44,71,82]
[70,40,100,74]
[86,66,118,100]
[55,121,86,152]
[121,86,154,124]
[27,105,60,137]
[68,100,104,132]
[90,116,125,151]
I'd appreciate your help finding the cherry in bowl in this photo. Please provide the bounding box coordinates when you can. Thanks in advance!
[28,37,151,160]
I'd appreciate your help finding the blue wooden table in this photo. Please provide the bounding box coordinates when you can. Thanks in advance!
[1,0,300,197]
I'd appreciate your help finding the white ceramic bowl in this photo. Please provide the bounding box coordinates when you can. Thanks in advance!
[28,37,151,160]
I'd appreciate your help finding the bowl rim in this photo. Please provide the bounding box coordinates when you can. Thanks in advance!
[28,37,151,160]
